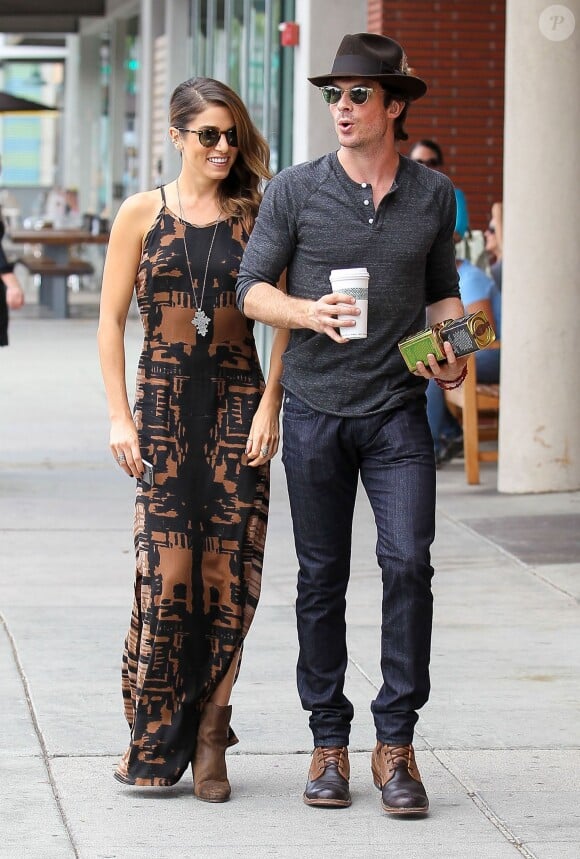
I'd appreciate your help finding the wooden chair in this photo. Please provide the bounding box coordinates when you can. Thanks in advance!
[444,345,500,484]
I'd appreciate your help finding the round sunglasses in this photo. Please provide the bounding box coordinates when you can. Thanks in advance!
[320,85,375,106]
[175,125,238,148]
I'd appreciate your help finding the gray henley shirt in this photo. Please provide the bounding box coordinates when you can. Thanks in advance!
[236,152,460,416]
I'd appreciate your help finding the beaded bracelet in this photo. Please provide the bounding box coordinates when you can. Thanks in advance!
[434,364,468,390]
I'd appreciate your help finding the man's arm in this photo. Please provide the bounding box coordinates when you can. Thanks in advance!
[241,280,359,343]
[426,295,464,328]
[237,166,359,343]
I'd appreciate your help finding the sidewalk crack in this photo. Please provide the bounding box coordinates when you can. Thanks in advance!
[0,611,80,859]
[432,748,539,859]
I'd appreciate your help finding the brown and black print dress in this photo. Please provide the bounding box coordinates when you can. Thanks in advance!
[115,187,269,786]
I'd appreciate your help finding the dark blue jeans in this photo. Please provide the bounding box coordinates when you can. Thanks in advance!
[282,393,436,747]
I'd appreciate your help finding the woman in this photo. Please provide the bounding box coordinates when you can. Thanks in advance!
[97,77,287,799]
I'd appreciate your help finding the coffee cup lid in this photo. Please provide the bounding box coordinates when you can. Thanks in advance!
[330,267,369,279]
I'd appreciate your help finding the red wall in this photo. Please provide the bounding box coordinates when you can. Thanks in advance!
[368,0,505,231]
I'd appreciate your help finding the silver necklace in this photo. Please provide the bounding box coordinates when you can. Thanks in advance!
[176,178,220,336]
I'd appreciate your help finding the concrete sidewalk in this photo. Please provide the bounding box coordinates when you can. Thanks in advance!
[1,312,579,859]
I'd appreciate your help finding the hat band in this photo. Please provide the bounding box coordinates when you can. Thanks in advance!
[330,54,400,77]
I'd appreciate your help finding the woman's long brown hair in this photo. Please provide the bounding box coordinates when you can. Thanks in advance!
[169,77,271,231]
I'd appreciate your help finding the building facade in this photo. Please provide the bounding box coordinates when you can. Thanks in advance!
[1,0,579,493]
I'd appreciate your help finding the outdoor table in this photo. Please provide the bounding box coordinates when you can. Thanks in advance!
[8,227,109,317]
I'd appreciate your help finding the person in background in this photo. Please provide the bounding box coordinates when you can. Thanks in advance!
[237,32,468,817]
[409,138,468,245]
[98,76,286,800]
[426,194,502,465]
[485,201,503,292]
[408,138,443,169]
[0,216,24,347]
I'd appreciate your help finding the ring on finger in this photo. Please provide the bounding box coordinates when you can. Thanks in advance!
[260,445,269,456]
[117,453,126,464]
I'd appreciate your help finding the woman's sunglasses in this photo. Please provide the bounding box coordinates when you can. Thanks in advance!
[320,85,375,105]
[176,126,238,148]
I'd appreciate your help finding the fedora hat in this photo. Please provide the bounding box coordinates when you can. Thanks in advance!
[308,33,427,101]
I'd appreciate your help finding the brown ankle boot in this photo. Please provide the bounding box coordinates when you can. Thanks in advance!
[192,702,237,802]
[371,743,429,815]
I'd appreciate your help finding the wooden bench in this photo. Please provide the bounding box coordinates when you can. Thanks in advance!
[444,348,500,485]
[18,255,94,318]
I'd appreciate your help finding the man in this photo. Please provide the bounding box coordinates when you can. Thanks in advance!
[409,138,444,169]
[485,201,503,292]
[236,32,467,816]
[409,137,469,249]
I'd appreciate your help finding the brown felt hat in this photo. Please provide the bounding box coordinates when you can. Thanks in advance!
[308,32,427,101]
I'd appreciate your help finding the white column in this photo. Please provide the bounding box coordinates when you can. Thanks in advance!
[292,0,366,163]
[138,0,155,193]
[163,0,191,183]
[62,35,79,193]
[499,0,580,492]
[74,34,101,214]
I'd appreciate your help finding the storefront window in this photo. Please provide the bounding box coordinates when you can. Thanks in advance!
[188,0,295,370]
[96,18,140,215]
[123,27,140,199]
[190,0,294,173]
[0,60,62,187]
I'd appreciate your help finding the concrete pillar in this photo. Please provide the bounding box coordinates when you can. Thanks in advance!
[293,0,366,163]
[499,0,580,492]
[62,35,79,194]
[163,0,191,184]
[138,0,155,193]
[73,34,101,214]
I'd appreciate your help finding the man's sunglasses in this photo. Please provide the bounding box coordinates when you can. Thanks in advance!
[415,158,440,168]
[320,85,375,105]
[175,126,238,148]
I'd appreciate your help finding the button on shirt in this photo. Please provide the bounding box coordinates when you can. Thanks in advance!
[236,153,459,416]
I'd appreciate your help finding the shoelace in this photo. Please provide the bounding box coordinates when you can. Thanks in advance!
[319,747,344,768]
[384,744,412,769]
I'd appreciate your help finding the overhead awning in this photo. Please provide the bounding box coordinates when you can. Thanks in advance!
[0,90,57,113]
[0,1,105,34]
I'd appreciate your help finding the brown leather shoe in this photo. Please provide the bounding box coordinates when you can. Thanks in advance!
[371,743,429,815]
[303,746,351,808]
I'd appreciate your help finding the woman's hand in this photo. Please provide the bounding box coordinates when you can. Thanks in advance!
[245,397,281,467]
[109,416,143,478]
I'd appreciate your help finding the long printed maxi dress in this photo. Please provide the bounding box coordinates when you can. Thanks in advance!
[115,188,269,786]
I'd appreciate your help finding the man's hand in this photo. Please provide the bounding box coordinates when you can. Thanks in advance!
[304,291,360,343]
[413,340,469,382]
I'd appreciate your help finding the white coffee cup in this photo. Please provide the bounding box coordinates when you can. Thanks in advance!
[329,267,369,339]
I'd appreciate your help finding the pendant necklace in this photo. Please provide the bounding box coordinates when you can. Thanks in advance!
[176,177,221,336]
